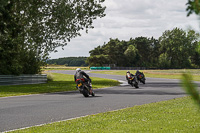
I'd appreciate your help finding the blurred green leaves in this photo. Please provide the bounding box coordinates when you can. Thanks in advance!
[186,0,200,16]
[181,73,200,107]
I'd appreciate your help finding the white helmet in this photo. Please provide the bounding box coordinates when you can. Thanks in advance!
[76,68,81,72]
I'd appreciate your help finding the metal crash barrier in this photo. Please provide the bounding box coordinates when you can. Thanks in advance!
[90,67,146,70]
[0,74,47,86]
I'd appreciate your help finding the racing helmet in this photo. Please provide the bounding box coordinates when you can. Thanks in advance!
[76,68,81,72]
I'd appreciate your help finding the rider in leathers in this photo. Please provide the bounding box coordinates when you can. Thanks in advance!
[74,68,92,93]
[126,71,134,84]
[135,70,142,76]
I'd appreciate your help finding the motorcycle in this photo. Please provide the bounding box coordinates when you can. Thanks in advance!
[76,78,95,97]
[136,72,146,84]
[127,74,139,88]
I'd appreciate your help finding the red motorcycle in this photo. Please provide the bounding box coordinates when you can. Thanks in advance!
[76,78,95,97]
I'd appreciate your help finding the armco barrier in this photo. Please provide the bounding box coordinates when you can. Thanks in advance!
[0,74,47,86]
[90,67,111,70]
[110,67,146,70]
[90,67,145,70]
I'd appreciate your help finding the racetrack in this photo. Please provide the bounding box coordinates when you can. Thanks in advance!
[0,70,197,132]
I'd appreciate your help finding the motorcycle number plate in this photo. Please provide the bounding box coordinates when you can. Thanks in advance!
[78,83,82,87]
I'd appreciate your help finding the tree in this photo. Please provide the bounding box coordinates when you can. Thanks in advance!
[158,53,171,68]
[124,45,140,66]
[186,0,200,16]
[191,44,200,67]
[88,38,128,67]
[0,0,24,75]
[159,28,199,68]
[102,38,121,65]
[86,54,109,66]
[134,37,158,67]
[89,45,104,56]
[149,37,161,67]
[187,30,200,68]
[0,0,106,74]
[13,0,106,52]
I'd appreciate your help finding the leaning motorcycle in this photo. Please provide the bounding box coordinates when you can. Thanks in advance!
[76,79,95,97]
[128,75,139,88]
[136,72,146,84]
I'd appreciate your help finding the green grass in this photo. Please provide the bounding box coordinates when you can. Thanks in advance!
[9,96,200,133]
[41,65,89,71]
[150,69,200,75]
[0,73,120,97]
[91,69,200,81]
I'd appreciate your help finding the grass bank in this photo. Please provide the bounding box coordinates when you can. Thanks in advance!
[41,65,89,71]
[9,96,200,133]
[0,73,120,97]
[91,69,200,81]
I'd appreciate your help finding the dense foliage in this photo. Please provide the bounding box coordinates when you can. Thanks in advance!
[186,0,200,16]
[0,0,106,75]
[47,57,88,66]
[87,28,200,69]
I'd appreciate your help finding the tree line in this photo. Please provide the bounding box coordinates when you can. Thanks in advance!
[47,57,88,66]
[87,28,200,69]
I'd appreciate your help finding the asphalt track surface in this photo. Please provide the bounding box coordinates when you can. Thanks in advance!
[0,70,199,132]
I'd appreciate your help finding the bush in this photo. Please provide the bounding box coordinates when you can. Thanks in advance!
[47,73,54,82]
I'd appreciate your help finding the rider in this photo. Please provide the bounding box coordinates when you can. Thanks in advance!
[135,70,142,76]
[74,68,92,93]
[126,71,134,84]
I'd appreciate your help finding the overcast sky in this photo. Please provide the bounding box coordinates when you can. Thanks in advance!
[49,0,199,59]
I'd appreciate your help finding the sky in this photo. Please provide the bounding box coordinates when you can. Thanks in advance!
[49,0,199,59]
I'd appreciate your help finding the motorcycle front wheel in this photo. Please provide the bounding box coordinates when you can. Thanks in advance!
[134,82,139,88]
[91,91,95,96]
[82,89,89,97]
[141,80,145,84]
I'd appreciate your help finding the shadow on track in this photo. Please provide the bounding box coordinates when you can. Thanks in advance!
[43,79,199,96]
[94,88,186,96]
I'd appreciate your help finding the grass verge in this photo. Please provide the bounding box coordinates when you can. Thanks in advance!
[41,65,89,71]
[9,96,200,133]
[91,69,200,81]
[0,73,120,97]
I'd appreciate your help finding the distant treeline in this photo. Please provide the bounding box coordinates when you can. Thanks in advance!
[47,28,200,69]
[87,28,200,69]
[47,57,88,66]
